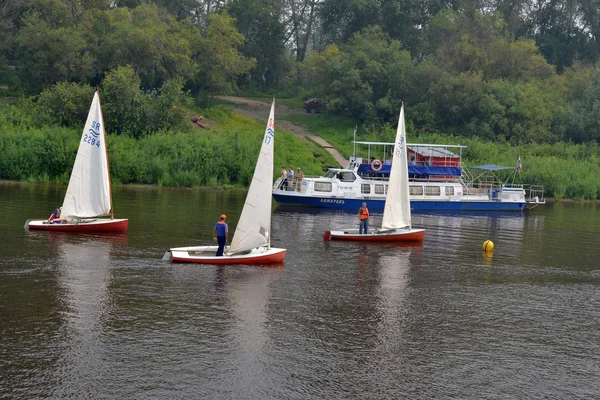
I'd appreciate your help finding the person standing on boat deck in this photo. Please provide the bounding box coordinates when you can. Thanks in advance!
[358,202,369,234]
[280,167,287,190]
[213,214,228,256]
[295,167,304,191]
[286,167,294,191]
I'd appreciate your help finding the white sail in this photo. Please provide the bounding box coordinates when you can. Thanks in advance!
[61,91,112,220]
[381,104,411,230]
[228,100,276,254]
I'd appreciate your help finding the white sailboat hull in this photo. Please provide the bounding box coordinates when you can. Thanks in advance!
[164,245,287,265]
[324,228,425,242]
[26,218,129,232]
[163,100,286,265]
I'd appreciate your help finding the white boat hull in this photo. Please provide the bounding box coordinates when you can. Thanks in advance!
[26,218,129,233]
[324,228,425,242]
[164,245,287,265]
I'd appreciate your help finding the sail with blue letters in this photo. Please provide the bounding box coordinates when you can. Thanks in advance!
[60,91,112,220]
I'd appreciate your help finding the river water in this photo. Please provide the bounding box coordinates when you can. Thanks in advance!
[1,183,599,399]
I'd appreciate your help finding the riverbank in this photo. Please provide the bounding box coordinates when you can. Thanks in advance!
[3,97,600,199]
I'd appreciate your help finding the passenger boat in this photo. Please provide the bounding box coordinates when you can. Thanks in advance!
[163,100,286,265]
[25,91,128,232]
[324,104,425,242]
[273,141,545,212]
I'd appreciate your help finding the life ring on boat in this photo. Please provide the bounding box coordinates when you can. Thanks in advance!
[371,159,383,172]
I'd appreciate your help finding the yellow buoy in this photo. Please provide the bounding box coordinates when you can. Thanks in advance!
[483,240,494,253]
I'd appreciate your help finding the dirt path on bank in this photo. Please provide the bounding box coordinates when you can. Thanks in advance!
[215,96,348,167]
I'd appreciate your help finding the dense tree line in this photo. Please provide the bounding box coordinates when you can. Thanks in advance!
[0,0,599,143]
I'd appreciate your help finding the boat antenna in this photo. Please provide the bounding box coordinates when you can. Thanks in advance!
[353,125,357,160]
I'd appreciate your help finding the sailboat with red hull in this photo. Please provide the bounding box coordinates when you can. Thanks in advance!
[25,91,128,233]
[324,104,425,242]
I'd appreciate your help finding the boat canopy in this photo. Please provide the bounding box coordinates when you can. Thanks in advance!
[357,163,462,176]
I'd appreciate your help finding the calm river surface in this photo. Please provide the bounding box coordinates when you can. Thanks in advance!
[1,182,599,399]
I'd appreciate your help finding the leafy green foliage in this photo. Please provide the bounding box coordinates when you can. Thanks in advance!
[192,13,256,94]
[91,4,195,89]
[37,82,96,127]
[101,66,147,138]
[226,0,288,88]
[15,10,94,93]
[0,104,325,187]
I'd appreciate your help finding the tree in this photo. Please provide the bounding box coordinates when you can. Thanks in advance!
[92,4,195,89]
[0,0,28,67]
[146,77,193,132]
[191,12,256,94]
[565,68,600,143]
[15,8,94,93]
[317,27,416,122]
[37,82,96,127]
[227,0,288,87]
[100,65,147,137]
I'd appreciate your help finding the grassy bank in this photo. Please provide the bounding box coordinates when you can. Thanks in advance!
[0,105,327,187]
[3,96,600,200]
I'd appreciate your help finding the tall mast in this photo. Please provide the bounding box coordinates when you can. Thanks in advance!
[97,91,114,219]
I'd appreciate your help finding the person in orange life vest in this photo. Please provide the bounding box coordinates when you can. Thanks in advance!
[213,214,228,256]
[358,202,369,234]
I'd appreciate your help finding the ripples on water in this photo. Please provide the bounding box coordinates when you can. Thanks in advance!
[1,184,599,399]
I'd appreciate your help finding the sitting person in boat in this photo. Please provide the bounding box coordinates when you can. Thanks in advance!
[213,214,228,256]
[47,207,62,224]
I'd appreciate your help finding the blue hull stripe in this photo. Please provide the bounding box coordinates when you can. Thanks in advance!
[273,194,526,212]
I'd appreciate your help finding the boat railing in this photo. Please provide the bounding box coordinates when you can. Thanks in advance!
[273,176,307,193]
[525,185,545,207]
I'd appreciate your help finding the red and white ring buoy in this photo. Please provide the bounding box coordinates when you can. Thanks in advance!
[371,159,383,172]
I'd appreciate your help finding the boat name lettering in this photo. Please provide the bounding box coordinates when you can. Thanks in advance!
[83,133,101,148]
[320,199,345,204]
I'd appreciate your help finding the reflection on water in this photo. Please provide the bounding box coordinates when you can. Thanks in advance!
[2,184,600,399]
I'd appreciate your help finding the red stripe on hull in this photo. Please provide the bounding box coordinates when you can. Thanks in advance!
[329,231,425,242]
[28,219,128,233]
[171,250,287,265]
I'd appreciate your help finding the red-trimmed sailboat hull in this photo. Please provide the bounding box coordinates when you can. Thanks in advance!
[26,218,129,233]
[165,246,287,265]
[324,228,425,242]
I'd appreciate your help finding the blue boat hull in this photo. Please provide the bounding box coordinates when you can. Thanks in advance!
[273,194,526,212]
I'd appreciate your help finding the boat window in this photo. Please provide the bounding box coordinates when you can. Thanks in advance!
[339,172,356,182]
[409,186,423,195]
[374,185,385,195]
[314,182,332,192]
[425,186,441,196]
[445,186,455,196]
[361,184,371,194]
[324,170,337,178]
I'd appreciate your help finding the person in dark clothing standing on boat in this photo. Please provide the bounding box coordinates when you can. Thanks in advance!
[213,214,228,256]
[358,202,369,234]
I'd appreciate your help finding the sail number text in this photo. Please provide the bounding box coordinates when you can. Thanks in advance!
[83,121,102,148]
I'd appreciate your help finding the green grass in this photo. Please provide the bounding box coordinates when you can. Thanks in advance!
[0,103,327,187]
[4,93,600,199]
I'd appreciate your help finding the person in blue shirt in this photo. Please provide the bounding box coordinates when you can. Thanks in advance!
[213,214,228,256]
